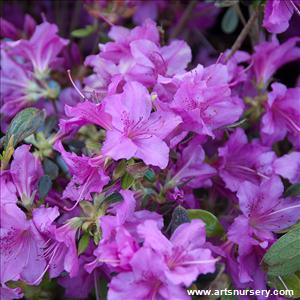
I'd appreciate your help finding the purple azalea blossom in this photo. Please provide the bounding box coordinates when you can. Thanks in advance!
[8,21,68,78]
[252,37,300,88]
[217,128,273,192]
[261,83,300,144]
[274,151,300,183]
[85,226,139,273]
[58,252,100,299]
[58,99,112,136]
[54,141,109,208]
[99,19,159,63]
[169,137,216,189]
[0,200,46,285]
[229,176,300,253]
[9,144,43,206]
[0,48,47,122]
[169,64,244,136]
[33,219,79,281]
[138,220,216,286]
[263,0,300,33]
[108,247,190,300]
[102,81,182,168]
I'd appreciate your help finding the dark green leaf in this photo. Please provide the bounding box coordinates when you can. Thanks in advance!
[268,273,300,298]
[113,160,127,179]
[78,233,90,255]
[284,183,300,198]
[71,25,96,38]
[38,175,52,200]
[187,209,224,237]
[263,227,300,276]
[121,172,134,189]
[104,192,124,205]
[215,0,239,7]
[5,108,45,147]
[221,7,239,34]
[169,206,190,234]
[43,158,59,180]
[127,162,148,179]
[144,169,156,182]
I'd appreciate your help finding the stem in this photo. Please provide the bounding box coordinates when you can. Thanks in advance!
[234,3,246,26]
[170,0,198,39]
[225,10,258,63]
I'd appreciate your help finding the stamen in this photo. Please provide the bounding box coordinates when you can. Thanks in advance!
[67,70,86,100]
[264,204,300,217]
[180,257,220,266]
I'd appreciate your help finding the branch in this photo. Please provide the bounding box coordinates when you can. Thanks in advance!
[225,9,258,63]
[170,0,198,40]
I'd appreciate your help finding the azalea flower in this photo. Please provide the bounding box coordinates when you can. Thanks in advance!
[138,220,216,286]
[169,64,244,137]
[102,81,182,168]
[261,83,300,144]
[252,37,300,88]
[108,247,190,300]
[8,21,68,78]
[228,176,300,253]
[263,0,300,33]
[0,200,46,285]
[54,141,109,209]
[217,129,273,192]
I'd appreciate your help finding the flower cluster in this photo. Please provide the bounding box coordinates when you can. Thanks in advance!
[1,1,300,300]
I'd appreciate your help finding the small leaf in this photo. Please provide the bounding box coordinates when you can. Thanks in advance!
[144,169,156,182]
[221,7,239,34]
[104,192,124,205]
[38,175,52,200]
[215,0,239,7]
[284,183,300,198]
[43,158,59,180]
[78,233,90,255]
[187,209,224,237]
[121,172,134,189]
[127,162,148,179]
[225,118,248,129]
[113,160,127,179]
[169,206,190,234]
[268,274,300,298]
[5,108,44,147]
[263,227,300,276]
[80,201,95,217]
[71,25,96,38]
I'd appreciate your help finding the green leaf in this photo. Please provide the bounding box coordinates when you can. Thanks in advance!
[187,209,224,237]
[221,7,239,34]
[263,227,300,276]
[268,274,300,298]
[169,206,190,234]
[121,172,134,189]
[144,169,156,182]
[43,158,59,180]
[5,108,45,147]
[71,25,96,38]
[38,175,52,200]
[104,192,124,205]
[78,233,90,255]
[113,160,127,179]
[284,183,300,198]
[127,162,148,179]
[80,201,95,217]
[215,0,239,7]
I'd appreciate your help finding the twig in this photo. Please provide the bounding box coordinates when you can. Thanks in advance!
[225,10,258,63]
[234,3,246,26]
[170,0,198,40]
